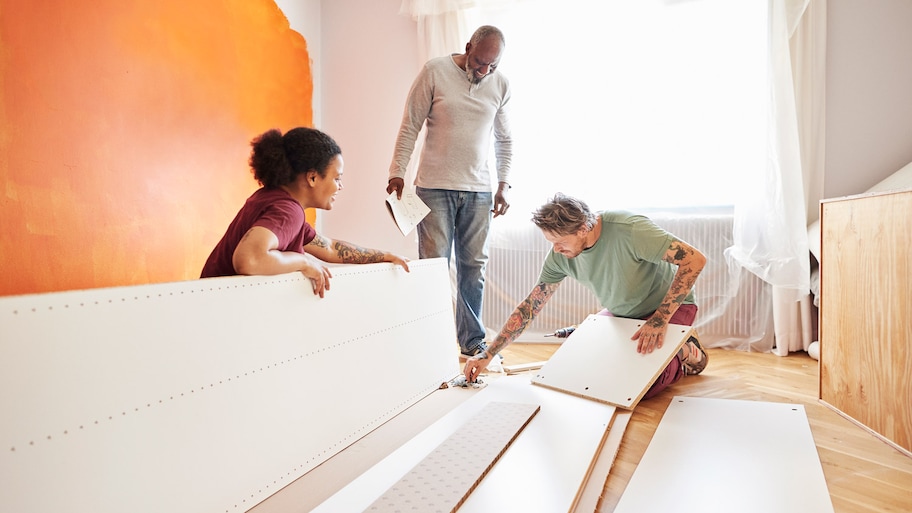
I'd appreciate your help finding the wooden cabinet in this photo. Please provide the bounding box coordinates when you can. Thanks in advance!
[819,188,912,456]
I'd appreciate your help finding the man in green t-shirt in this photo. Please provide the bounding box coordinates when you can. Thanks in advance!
[463,193,708,398]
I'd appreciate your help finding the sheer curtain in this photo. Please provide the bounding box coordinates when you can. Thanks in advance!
[399,0,472,70]
[725,0,827,355]
[399,0,827,354]
[778,0,827,356]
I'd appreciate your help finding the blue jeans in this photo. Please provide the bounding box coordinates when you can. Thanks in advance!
[416,187,492,354]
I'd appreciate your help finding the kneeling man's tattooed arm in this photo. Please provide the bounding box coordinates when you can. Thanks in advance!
[484,281,561,358]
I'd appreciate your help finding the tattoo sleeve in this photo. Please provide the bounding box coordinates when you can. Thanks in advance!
[308,234,330,249]
[487,282,560,355]
[332,240,387,264]
[654,239,705,323]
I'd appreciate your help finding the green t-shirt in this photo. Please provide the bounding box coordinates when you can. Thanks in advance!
[538,211,696,319]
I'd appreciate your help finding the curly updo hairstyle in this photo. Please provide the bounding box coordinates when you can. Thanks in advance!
[248,127,342,188]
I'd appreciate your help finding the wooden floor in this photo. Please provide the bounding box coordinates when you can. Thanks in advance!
[496,344,912,513]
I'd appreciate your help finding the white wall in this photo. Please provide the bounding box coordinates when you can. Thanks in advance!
[825,0,912,198]
[319,0,420,257]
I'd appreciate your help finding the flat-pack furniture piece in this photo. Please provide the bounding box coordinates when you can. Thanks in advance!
[0,259,459,513]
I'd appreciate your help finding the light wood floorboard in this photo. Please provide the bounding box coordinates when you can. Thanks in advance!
[494,344,912,513]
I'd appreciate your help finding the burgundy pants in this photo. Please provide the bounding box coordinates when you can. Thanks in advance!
[596,304,698,400]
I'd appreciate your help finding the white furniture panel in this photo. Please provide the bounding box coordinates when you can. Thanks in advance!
[531,315,692,409]
[615,396,834,513]
[0,259,459,513]
[367,401,540,512]
[313,375,617,513]
[574,410,631,513]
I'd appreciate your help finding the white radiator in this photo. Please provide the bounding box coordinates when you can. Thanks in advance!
[483,207,774,351]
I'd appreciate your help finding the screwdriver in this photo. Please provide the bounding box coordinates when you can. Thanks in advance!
[544,325,576,338]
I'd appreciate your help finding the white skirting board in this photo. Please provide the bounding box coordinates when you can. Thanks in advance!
[312,375,618,513]
[614,396,835,513]
[531,315,692,409]
[0,259,459,513]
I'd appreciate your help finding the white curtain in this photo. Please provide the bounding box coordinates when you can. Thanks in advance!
[399,0,473,68]
[726,0,827,356]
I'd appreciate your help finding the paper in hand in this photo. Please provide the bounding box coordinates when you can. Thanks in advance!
[385,190,430,236]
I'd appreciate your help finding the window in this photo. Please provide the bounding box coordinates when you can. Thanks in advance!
[467,0,768,221]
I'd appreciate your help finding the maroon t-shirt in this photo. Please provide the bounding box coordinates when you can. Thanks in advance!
[200,188,317,278]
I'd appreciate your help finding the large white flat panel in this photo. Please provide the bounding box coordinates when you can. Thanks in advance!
[615,396,835,513]
[0,259,459,513]
[531,315,692,409]
[313,375,617,513]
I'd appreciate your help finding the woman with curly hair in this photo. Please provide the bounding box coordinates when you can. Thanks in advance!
[201,127,409,296]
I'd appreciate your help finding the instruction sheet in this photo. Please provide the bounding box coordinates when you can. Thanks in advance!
[386,189,430,236]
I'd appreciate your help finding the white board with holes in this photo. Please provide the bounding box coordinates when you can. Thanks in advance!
[531,314,692,409]
[0,258,459,513]
[615,396,835,513]
[366,401,540,512]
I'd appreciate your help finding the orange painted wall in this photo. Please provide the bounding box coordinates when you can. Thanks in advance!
[0,0,314,296]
